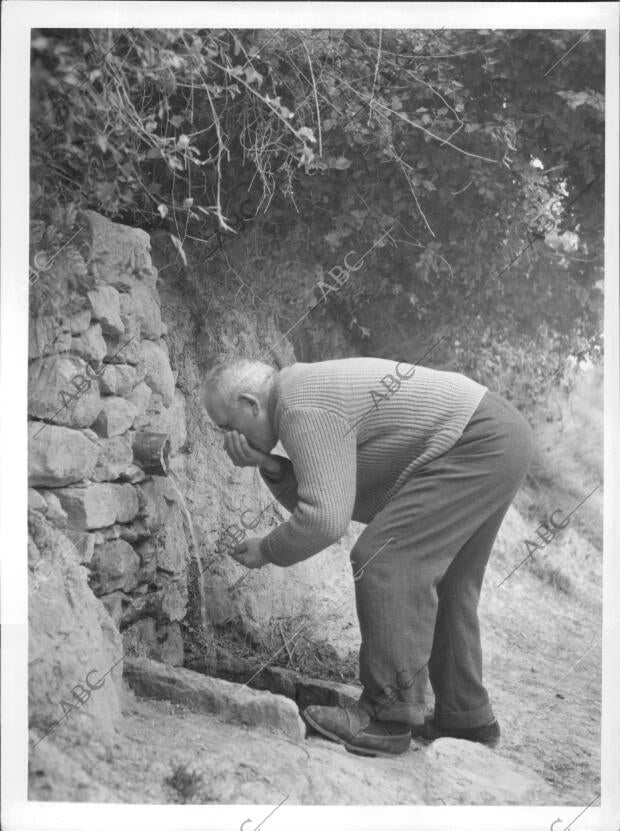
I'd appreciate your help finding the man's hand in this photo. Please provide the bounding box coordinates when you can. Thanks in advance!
[223,430,281,477]
[230,537,269,569]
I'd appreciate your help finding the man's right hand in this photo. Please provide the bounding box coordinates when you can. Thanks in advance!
[223,430,282,477]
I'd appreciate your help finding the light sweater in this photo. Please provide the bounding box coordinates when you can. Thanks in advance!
[258,357,487,567]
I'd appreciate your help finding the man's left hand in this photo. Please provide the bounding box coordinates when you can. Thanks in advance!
[231,538,269,569]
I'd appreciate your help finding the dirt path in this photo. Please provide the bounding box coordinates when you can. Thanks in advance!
[479,516,601,805]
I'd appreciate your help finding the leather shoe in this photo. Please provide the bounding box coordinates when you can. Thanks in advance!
[410,716,501,748]
[303,704,411,757]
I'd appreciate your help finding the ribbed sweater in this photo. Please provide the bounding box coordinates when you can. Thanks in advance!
[258,357,487,567]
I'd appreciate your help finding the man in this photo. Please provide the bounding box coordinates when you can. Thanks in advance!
[202,355,534,758]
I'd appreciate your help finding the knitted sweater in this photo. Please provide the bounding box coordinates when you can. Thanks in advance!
[258,357,487,567]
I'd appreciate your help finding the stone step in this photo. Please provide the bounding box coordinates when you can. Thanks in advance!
[123,657,305,742]
[187,654,360,713]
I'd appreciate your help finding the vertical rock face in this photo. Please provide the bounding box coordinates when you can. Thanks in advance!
[28,512,124,741]
[28,209,192,707]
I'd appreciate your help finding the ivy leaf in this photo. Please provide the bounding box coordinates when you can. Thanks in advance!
[324,229,346,249]
[95,134,108,153]
[329,155,352,170]
[297,126,316,143]
[244,66,263,86]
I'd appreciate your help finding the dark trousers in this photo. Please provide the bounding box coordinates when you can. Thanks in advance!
[351,390,534,728]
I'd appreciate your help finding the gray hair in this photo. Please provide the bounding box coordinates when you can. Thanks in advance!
[202,357,275,409]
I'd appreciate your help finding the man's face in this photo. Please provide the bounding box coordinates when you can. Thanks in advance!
[207,391,277,453]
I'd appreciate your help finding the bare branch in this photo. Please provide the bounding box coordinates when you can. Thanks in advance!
[300,39,323,157]
[337,75,498,164]
[367,29,382,128]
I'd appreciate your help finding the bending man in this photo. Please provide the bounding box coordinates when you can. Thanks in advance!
[202,356,533,757]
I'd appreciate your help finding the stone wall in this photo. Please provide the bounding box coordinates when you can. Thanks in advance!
[28,211,196,740]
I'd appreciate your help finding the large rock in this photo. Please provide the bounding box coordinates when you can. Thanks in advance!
[93,434,134,482]
[28,513,123,744]
[69,309,92,335]
[84,210,152,292]
[38,489,68,528]
[28,423,99,487]
[127,380,152,417]
[99,363,137,397]
[115,484,140,523]
[124,658,305,741]
[28,488,48,512]
[121,282,164,340]
[422,738,554,803]
[104,326,143,366]
[89,539,141,596]
[28,355,102,429]
[55,483,139,530]
[139,339,175,406]
[87,285,125,336]
[28,737,117,802]
[92,397,137,438]
[70,323,108,363]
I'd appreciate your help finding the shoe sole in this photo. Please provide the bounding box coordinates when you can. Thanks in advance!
[303,710,411,758]
[411,724,500,749]
[344,740,411,758]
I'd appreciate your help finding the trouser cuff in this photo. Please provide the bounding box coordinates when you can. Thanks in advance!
[359,689,426,726]
[434,699,494,729]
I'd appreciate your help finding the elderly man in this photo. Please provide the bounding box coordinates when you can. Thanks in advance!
[203,355,533,757]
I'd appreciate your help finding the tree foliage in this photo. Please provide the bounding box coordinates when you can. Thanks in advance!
[30,27,604,412]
